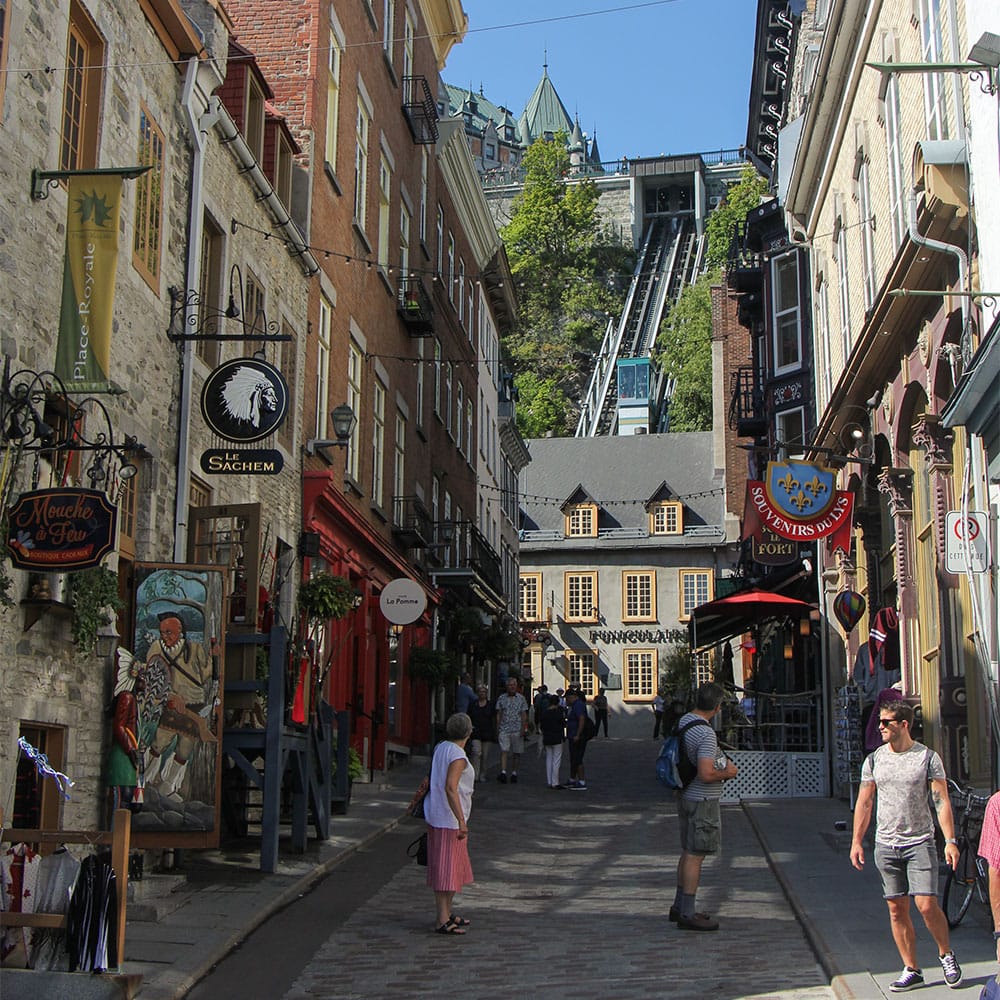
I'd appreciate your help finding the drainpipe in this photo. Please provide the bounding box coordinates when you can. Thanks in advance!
[908,189,969,331]
[174,58,213,562]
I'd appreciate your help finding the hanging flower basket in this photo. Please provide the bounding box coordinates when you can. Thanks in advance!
[298,573,355,627]
[407,646,459,687]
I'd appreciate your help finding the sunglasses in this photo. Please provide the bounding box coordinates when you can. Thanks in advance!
[877,718,901,728]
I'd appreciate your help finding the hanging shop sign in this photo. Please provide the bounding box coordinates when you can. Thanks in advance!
[742,461,854,553]
[200,448,284,476]
[200,358,289,444]
[379,577,427,625]
[751,527,798,566]
[6,488,118,570]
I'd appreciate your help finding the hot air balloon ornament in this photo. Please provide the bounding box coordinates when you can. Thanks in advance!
[833,590,866,634]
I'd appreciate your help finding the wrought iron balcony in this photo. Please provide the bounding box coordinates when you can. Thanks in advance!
[402,76,439,145]
[729,365,768,438]
[392,495,432,548]
[430,521,504,606]
[396,275,434,336]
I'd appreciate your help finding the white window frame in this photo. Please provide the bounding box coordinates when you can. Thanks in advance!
[372,378,385,508]
[566,651,597,698]
[771,251,801,375]
[456,382,464,453]
[622,571,656,622]
[520,573,541,621]
[624,649,657,701]
[377,153,391,268]
[776,407,806,459]
[565,572,598,623]
[347,341,363,480]
[884,70,906,252]
[433,338,442,416]
[325,17,344,172]
[918,0,948,141]
[382,0,395,60]
[857,158,877,310]
[315,295,332,439]
[679,569,713,621]
[394,412,405,516]
[354,93,371,229]
[650,501,683,536]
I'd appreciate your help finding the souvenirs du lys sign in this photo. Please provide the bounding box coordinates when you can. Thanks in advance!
[743,461,854,554]
[200,357,289,475]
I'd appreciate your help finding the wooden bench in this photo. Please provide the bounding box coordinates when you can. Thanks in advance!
[0,807,131,969]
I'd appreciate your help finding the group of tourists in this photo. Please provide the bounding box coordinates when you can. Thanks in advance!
[425,670,989,992]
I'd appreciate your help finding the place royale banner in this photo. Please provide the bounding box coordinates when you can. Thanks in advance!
[55,173,123,390]
[743,460,854,554]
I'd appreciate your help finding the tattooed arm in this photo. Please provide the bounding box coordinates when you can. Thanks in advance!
[931,777,960,870]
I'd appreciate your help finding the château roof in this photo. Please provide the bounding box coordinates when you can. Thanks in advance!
[444,83,524,144]
[520,65,574,144]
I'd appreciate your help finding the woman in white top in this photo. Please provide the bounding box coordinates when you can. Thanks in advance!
[425,712,476,934]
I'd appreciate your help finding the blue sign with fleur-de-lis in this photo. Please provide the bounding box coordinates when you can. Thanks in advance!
[764,461,837,522]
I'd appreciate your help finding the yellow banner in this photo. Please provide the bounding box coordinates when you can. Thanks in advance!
[56,174,122,388]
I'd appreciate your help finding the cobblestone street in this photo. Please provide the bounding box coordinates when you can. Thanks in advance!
[283,737,835,1000]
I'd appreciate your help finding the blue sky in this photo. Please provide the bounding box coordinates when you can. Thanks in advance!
[441,0,756,162]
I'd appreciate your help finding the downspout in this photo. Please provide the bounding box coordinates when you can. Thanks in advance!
[174,58,212,563]
[907,189,969,331]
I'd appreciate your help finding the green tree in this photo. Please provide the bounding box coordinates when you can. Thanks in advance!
[654,273,714,431]
[704,164,769,270]
[502,136,633,436]
[655,165,768,431]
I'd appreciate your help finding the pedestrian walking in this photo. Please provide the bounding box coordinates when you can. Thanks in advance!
[495,676,528,783]
[540,695,566,788]
[564,687,590,790]
[455,672,476,716]
[467,685,496,783]
[977,790,1000,969]
[671,681,738,931]
[652,692,665,738]
[593,687,609,737]
[850,700,963,991]
[424,712,475,935]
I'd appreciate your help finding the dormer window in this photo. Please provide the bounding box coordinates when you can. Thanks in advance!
[245,74,265,162]
[565,503,597,537]
[650,501,683,536]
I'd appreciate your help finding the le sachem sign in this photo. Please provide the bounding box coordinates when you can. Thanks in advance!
[7,488,118,571]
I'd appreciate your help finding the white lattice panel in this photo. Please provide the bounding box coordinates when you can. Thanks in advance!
[720,752,828,802]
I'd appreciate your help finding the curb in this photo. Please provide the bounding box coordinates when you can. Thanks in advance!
[741,801,883,1000]
[155,810,409,1000]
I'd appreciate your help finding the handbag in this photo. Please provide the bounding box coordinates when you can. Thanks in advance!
[407,775,430,819]
[406,832,428,866]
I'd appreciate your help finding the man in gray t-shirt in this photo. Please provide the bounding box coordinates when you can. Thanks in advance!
[671,682,737,932]
[850,699,963,991]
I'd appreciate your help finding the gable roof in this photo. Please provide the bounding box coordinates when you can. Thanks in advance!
[519,433,724,544]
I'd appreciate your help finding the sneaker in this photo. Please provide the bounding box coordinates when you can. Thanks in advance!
[939,952,962,988]
[569,781,587,790]
[676,913,719,931]
[497,772,507,783]
[510,773,518,783]
[889,968,924,992]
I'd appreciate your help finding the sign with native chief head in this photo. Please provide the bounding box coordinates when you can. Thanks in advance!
[200,358,289,443]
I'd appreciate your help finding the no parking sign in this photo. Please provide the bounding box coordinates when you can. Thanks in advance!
[945,511,989,573]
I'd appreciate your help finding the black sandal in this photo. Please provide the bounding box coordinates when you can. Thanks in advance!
[447,915,471,928]
[435,921,466,934]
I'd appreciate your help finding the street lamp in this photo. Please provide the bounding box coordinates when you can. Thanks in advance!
[305,403,357,458]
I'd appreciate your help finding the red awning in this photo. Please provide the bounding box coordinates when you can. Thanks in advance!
[690,588,815,649]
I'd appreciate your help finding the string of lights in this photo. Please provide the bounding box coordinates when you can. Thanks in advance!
[3,1,680,78]
[475,480,725,507]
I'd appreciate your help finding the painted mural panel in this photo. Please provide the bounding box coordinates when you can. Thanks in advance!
[111,564,225,846]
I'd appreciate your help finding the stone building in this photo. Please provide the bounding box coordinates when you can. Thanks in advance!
[518,433,732,738]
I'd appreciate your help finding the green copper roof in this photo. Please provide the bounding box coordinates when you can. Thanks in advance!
[444,83,524,144]
[520,66,574,143]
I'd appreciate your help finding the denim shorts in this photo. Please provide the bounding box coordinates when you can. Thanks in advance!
[874,839,939,898]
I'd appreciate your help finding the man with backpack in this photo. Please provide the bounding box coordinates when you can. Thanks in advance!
[671,682,737,931]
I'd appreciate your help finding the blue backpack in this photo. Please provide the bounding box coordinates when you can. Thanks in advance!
[656,718,711,790]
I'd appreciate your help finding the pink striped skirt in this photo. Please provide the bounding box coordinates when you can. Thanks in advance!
[425,825,474,892]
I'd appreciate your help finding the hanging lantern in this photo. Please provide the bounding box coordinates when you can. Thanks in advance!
[833,590,866,633]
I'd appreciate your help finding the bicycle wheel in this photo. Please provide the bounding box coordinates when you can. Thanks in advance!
[942,846,976,928]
